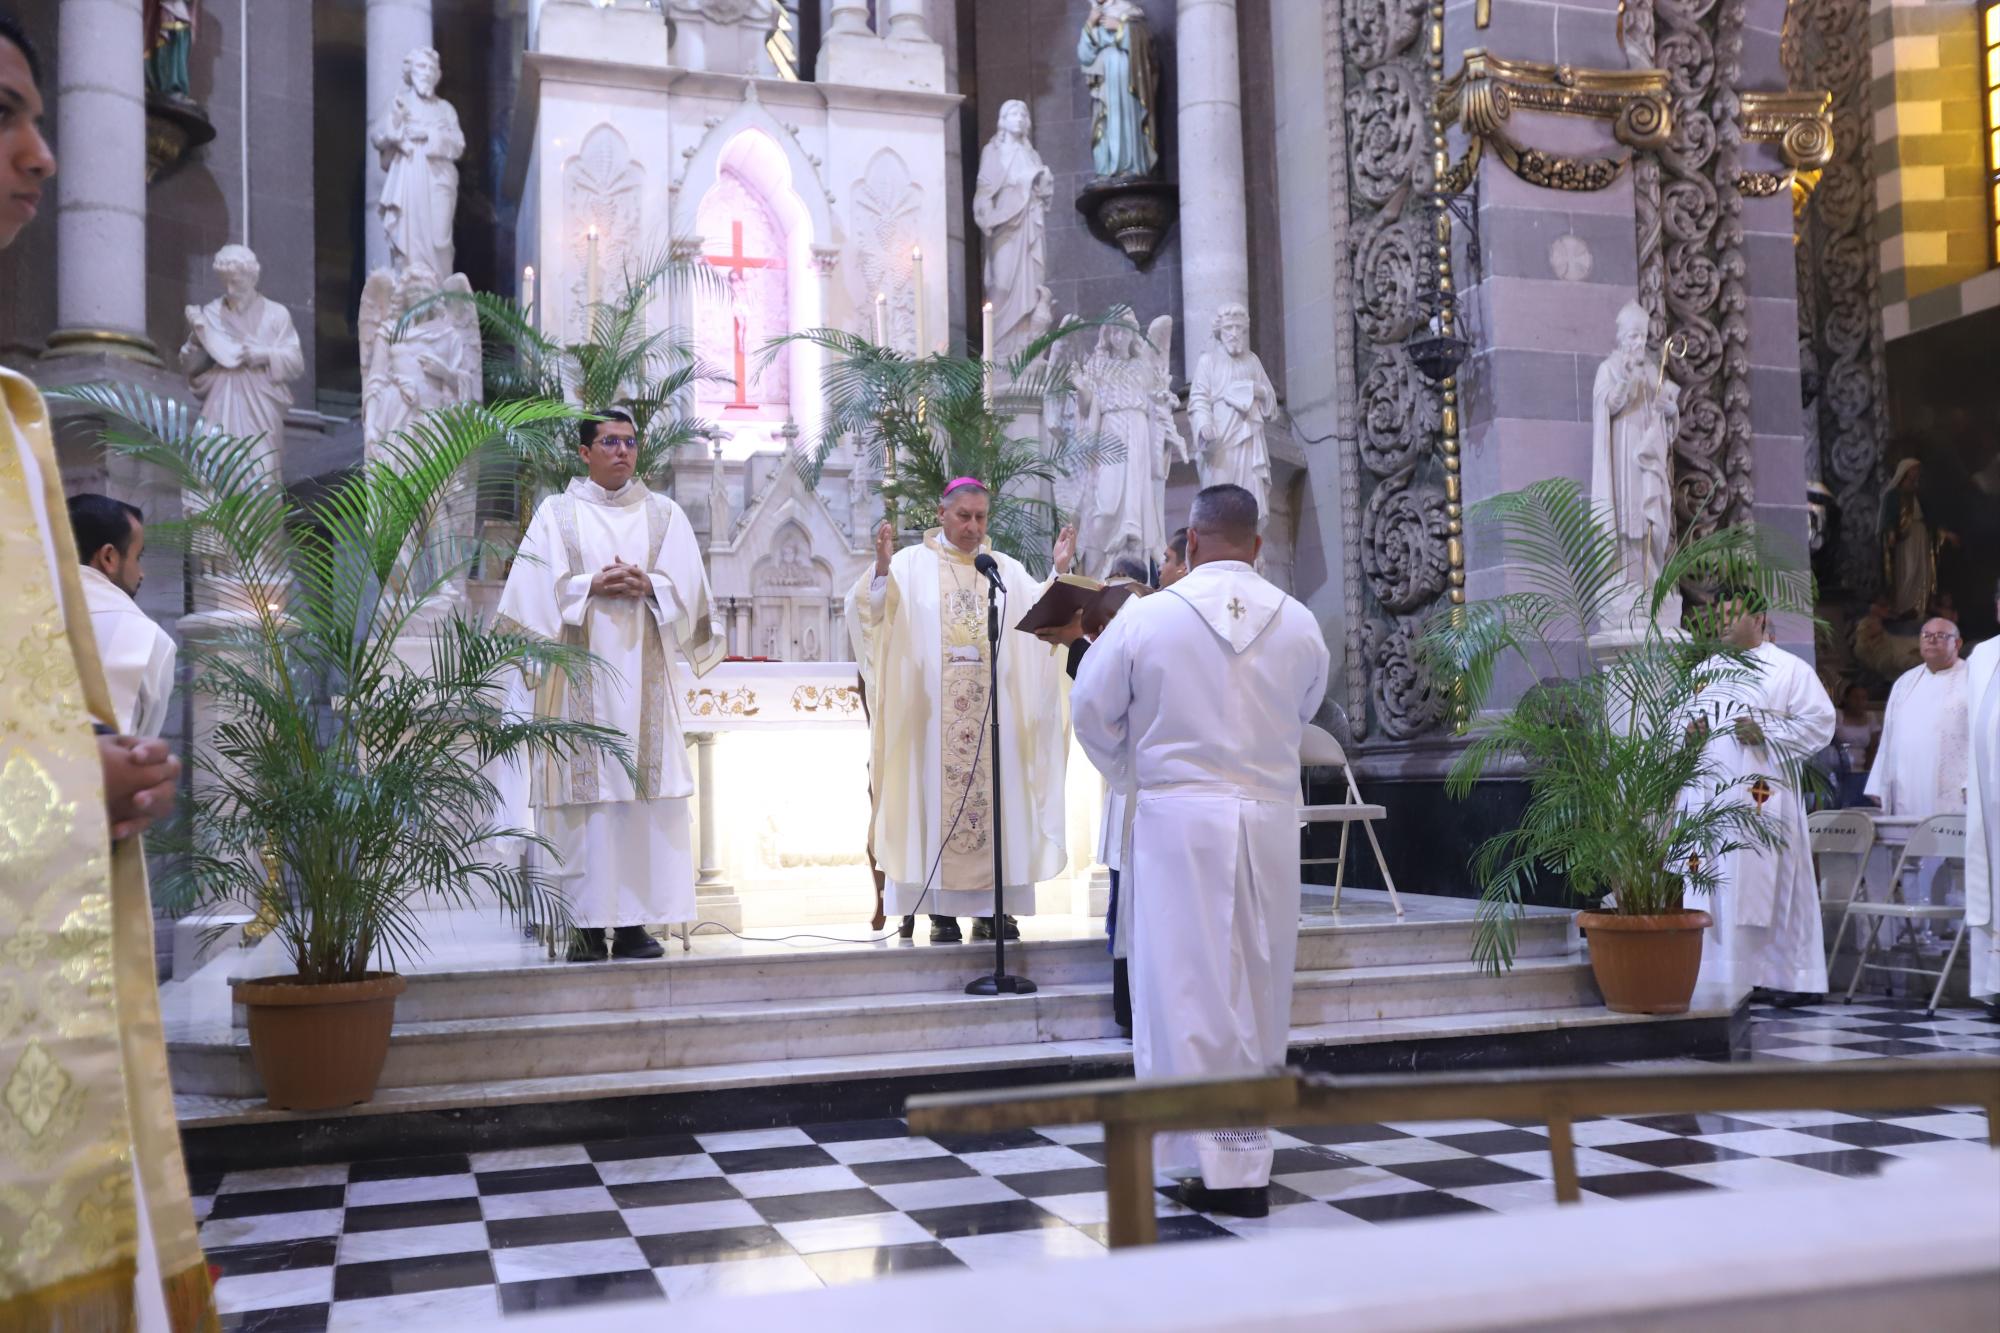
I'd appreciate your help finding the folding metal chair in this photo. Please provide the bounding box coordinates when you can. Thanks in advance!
[1840,813,1968,1015]
[1299,723,1402,918]
[1810,809,1875,963]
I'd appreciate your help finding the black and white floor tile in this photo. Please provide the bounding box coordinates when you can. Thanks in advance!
[204,1002,1999,1330]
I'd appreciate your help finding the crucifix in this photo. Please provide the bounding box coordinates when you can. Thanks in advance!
[704,219,782,410]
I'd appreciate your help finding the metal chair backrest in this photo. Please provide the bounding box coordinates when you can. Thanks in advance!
[1889,813,1968,892]
[1809,810,1875,905]
[1301,723,1363,803]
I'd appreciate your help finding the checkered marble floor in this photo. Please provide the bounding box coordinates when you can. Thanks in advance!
[205,1002,2000,1331]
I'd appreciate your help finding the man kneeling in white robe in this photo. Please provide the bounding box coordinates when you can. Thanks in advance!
[496,410,724,961]
[1072,484,1329,1218]
[1684,595,1836,1006]
[68,493,177,737]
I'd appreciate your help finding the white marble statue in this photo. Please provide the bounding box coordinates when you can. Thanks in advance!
[972,99,1054,365]
[358,265,482,456]
[1076,308,1184,578]
[1590,299,1681,631]
[182,245,304,463]
[1077,0,1161,179]
[372,47,464,281]
[1188,303,1277,521]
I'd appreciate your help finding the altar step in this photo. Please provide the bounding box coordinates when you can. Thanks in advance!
[166,900,1594,1101]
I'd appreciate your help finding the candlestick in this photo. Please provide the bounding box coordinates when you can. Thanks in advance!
[586,225,601,310]
[873,290,888,346]
[911,245,927,355]
[522,264,537,332]
[981,300,995,407]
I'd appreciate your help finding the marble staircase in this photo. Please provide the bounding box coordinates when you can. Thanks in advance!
[160,890,1684,1127]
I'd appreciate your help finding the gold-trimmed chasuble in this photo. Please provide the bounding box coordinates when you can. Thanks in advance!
[932,534,995,894]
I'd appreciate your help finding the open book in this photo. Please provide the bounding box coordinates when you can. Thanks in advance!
[1015,573,1146,635]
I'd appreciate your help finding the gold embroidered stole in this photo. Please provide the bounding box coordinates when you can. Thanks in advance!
[930,534,994,892]
[0,370,216,1331]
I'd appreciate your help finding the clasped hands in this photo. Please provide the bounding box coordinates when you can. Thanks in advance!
[99,734,178,842]
[590,558,652,600]
[1683,715,1766,747]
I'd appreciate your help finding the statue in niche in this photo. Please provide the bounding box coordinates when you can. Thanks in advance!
[1077,0,1161,179]
[972,99,1054,365]
[182,245,304,462]
[372,47,465,281]
[1189,303,1278,522]
[1075,308,1183,578]
[358,264,481,455]
[1589,300,1681,631]
[144,1,199,101]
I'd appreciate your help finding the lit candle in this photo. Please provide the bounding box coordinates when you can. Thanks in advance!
[911,244,927,355]
[522,264,537,331]
[981,300,995,407]
[586,225,601,310]
[873,290,888,346]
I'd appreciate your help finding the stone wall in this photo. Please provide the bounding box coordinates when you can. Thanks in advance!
[1869,0,1988,308]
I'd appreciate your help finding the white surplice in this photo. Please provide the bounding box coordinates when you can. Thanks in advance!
[1865,658,1970,817]
[495,478,723,927]
[848,532,1069,918]
[1686,640,1837,994]
[1072,559,1329,1189]
[1964,638,1998,1002]
[78,564,177,737]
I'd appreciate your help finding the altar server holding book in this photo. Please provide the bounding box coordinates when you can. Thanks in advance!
[1071,484,1329,1219]
[497,410,724,962]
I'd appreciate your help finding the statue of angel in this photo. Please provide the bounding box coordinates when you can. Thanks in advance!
[1074,307,1184,579]
[359,265,482,458]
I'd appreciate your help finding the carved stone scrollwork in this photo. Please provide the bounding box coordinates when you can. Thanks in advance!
[1342,0,1427,68]
[1347,64,1428,208]
[1437,50,1671,193]
[1358,346,1441,477]
[1352,208,1426,343]
[1366,617,1449,740]
[1362,468,1452,613]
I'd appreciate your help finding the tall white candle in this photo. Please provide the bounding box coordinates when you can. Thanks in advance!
[874,290,888,345]
[911,245,927,355]
[522,264,537,332]
[584,228,600,314]
[981,300,995,407]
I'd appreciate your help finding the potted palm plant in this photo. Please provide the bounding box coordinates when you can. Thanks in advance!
[772,319,1118,568]
[58,385,629,1110]
[1419,478,1818,1013]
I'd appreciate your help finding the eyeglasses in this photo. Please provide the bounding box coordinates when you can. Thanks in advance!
[1919,632,1957,643]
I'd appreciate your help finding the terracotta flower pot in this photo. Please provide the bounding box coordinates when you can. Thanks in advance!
[1575,910,1712,1015]
[233,973,407,1111]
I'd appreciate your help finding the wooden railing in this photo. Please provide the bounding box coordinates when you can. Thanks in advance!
[906,1060,2000,1248]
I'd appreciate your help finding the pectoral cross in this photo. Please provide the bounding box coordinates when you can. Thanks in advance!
[1227,597,1246,619]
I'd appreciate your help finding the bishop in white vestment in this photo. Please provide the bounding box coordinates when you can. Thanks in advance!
[68,493,178,736]
[496,413,723,960]
[1963,594,1998,1010]
[1072,485,1329,1217]
[1683,610,1837,1001]
[848,480,1071,941]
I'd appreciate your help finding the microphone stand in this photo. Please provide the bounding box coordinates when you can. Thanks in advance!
[966,569,1036,996]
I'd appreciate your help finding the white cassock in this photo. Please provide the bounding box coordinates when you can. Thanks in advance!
[1964,638,1998,1002]
[78,565,177,737]
[1865,658,1970,818]
[495,478,723,928]
[1685,641,1837,994]
[848,530,1069,918]
[1072,559,1329,1189]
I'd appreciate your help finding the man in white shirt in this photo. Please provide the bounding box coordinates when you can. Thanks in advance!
[1072,484,1330,1218]
[68,493,178,737]
[1963,582,1998,1018]
[1866,617,1969,918]
[495,410,724,962]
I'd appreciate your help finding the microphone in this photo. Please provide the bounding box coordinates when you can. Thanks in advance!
[972,552,1004,588]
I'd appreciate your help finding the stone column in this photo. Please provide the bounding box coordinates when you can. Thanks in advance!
[365,0,434,275]
[828,596,847,662]
[1175,0,1250,354]
[824,0,871,37]
[48,0,155,362]
[690,732,743,929]
[882,0,928,41]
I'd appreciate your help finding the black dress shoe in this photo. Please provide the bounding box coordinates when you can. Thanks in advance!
[611,925,665,959]
[899,915,916,939]
[929,915,963,944]
[1769,990,1822,1009]
[970,915,1021,942]
[566,928,609,963]
[1174,1179,1268,1219]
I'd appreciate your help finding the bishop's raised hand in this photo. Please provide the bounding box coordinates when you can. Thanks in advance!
[875,520,895,576]
[1052,524,1077,576]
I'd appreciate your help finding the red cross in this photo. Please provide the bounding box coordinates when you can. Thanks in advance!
[704,220,782,409]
